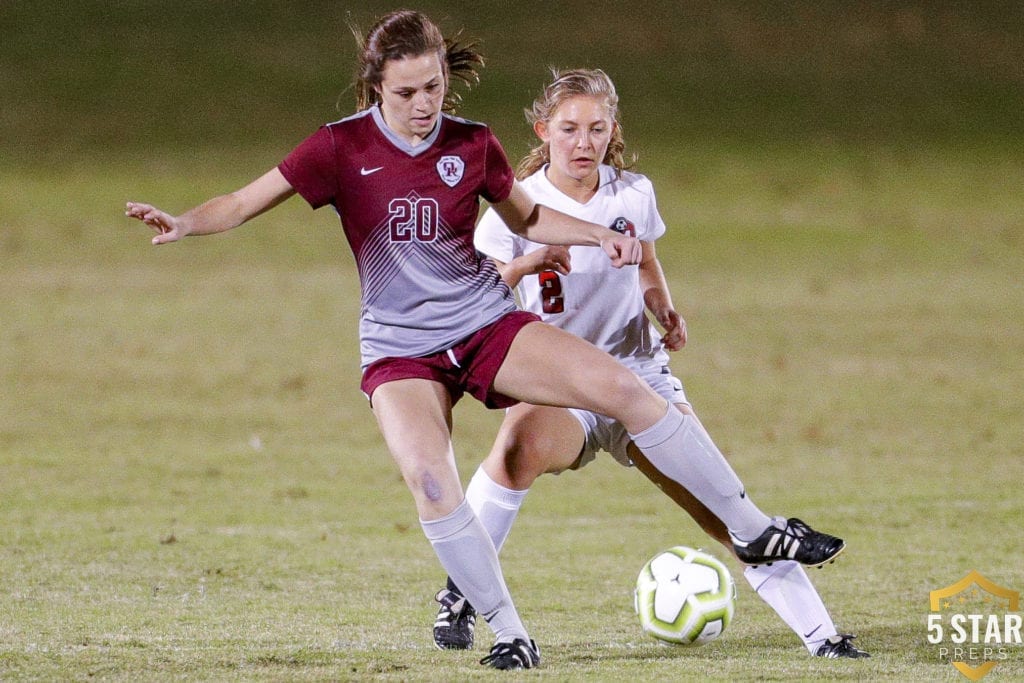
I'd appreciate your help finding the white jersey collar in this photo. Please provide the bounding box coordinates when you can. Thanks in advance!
[537,163,616,206]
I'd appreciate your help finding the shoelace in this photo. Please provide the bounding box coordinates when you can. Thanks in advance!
[444,597,467,617]
[754,519,807,559]
[435,590,471,620]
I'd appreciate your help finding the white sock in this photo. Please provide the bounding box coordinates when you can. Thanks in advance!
[744,562,837,654]
[465,466,529,553]
[629,409,771,540]
[420,500,527,643]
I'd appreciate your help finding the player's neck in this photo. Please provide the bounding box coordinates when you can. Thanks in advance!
[378,106,438,147]
[544,165,599,204]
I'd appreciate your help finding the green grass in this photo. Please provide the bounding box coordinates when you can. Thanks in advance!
[2,144,1023,681]
[3,1,1024,679]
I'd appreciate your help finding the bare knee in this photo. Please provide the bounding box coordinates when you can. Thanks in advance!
[396,459,463,519]
[418,469,445,503]
[491,438,552,489]
[488,422,577,488]
[594,367,666,429]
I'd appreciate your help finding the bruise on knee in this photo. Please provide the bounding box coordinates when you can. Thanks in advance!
[421,471,443,502]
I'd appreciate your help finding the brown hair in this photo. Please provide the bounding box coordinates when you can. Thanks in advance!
[350,10,484,113]
[517,68,635,180]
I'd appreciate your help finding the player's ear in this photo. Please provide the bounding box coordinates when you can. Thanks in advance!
[533,119,549,142]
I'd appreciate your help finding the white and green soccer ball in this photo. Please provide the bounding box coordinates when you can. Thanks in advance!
[634,546,736,645]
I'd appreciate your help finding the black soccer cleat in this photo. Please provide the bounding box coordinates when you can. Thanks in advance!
[730,517,845,568]
[433,589,476,650]
[479,638,541,670]
[815,634,871,658]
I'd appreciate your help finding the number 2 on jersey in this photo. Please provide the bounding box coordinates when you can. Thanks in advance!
[538,271,564,314]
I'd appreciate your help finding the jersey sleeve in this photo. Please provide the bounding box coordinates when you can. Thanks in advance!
[480,129,515,204]
[278,126,336,209]
[639,175,667,242]
[474,207,517,262]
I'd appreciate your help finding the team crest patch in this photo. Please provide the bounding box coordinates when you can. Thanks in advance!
[437,155,465,188]
[610,216,636,237]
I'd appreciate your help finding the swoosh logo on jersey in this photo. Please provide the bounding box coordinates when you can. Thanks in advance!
[360,166,384,176]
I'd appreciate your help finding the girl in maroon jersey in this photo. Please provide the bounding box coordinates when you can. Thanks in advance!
[126,10,844,670]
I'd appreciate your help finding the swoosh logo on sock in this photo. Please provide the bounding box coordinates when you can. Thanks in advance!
[803,624,822,639]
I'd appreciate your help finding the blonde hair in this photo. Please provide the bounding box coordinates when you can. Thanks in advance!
[350,10,484,113]
[517,68,635,180]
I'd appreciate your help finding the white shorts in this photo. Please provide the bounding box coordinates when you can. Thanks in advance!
[568,359,688,470]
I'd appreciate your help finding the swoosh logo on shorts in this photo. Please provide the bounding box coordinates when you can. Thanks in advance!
[360,166,384,176]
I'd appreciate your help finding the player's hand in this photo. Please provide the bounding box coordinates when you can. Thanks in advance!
[524,246,571,275]
[656,308,687,351]
[600,233,642,267]
[125,202,188,245]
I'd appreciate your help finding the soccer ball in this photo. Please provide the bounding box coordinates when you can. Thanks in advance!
[634,546,736,645]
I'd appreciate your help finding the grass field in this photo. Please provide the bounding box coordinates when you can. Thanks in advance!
[3,2,1024,681]
[3,146,1022,681]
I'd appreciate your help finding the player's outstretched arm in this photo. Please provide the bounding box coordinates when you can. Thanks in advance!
[125,168,296,245]
[493,181,641,267]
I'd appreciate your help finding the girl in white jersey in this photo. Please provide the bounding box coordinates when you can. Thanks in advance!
[125,11,846,670]
[432,68,868,660]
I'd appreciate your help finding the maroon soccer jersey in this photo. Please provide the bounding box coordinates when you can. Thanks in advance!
[279,106,518,368]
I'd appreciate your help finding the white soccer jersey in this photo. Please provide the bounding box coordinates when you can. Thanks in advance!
[475,164,669,368]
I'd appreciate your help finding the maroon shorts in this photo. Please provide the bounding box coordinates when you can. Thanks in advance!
[360,311,541,409]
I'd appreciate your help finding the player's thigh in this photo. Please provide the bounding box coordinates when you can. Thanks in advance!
[485,403,586,487]
[493,322,664,427]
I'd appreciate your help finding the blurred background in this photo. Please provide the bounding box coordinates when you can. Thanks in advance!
[3,0,1022,275]
[4,1,1022,163]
